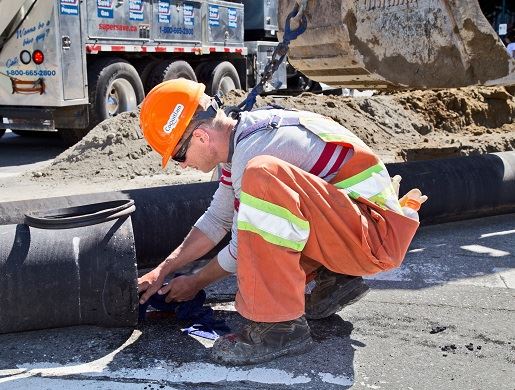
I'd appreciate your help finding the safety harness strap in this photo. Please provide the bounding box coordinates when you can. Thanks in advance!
[235,115,301,144]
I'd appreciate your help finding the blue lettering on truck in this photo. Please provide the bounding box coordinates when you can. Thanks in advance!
[184,3,194,27]
[160,26,193,35]
[228,8,237,28]
[97,0,113,18]
[129,0,144,21]
[209,5,219,26]
[60,0,79,15]
[158,0,170,24]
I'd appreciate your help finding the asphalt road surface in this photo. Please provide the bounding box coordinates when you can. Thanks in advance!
[0,130,66,178]
[0,211,513,390]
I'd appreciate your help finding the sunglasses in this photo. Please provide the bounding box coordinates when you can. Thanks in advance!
[172,132,194,163]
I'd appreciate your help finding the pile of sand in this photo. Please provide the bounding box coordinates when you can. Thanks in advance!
[27,86,514,185]
[24,110,203,184]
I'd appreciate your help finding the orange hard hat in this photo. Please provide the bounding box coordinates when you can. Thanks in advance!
[140,79,205,168]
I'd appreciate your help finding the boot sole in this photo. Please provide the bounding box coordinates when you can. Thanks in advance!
[211,336,313,366]
[306,282,370,320]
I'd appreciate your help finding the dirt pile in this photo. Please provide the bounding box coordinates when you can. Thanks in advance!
[225,86,515,162]
[25,110,204,184]
[27,86,514,186]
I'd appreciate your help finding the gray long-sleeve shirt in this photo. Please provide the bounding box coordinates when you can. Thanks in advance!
[194,108,353,273]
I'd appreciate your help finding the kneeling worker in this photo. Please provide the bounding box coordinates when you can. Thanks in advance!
[137,79,424,365]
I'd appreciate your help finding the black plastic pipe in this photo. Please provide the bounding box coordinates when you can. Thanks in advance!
[388,152,515,224]
[0,153,514,270]
[0,200,138,334]
[0,182,219,270]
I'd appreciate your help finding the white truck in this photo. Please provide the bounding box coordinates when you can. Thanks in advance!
[0,0,286,143]
[2,0,513,144]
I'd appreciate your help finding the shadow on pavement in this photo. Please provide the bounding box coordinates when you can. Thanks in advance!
[0,131,65,168]
[0,312,361,389]
[367,213,515,290]
[0,326,133,370]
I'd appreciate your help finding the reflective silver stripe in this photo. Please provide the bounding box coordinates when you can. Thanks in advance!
[336,165,402,212]
[238,192,310,251]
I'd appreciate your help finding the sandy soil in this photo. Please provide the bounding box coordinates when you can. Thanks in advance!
[0,86,513,202]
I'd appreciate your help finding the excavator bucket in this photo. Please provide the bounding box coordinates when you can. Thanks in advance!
[278,0,515,89]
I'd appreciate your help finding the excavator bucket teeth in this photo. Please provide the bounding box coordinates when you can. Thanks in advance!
[278,0,515,89]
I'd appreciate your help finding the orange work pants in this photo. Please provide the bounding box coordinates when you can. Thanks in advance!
[235,155,419,322]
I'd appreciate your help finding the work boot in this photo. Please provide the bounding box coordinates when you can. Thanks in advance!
[305,267,369,320]
[211,316,312,365]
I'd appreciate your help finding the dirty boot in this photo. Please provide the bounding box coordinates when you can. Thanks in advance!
[211,316,312,365]
[305,267,369,320]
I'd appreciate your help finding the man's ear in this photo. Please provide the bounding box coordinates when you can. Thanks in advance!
[193,127,209,144]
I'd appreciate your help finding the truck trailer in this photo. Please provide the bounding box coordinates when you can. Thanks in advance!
[2,0,513,144]
[0,0,286,143]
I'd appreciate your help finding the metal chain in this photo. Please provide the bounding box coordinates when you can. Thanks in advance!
[235,2,308,113]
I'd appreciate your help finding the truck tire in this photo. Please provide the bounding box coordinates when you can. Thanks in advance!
[195,61,212,83]
[134,58,162,94]
[0,129,5,138]
[206,61,241,97]
[88,57,144,128]
[59,58,144,145]
[146,60,197,92]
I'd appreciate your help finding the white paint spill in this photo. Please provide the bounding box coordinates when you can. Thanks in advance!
[460,244,510,257]
[319,372,353,386]
[0,340,311,387]
[0,368,26,377]
[364,267,412,282]
[89,362,311,385]
[480,229,515,238]
[2,377,173,390]
[0,330,142,384]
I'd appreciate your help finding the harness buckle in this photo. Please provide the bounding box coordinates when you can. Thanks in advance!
[269,115,282,129]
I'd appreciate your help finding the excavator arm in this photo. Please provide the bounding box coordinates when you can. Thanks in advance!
[278,0,515,89]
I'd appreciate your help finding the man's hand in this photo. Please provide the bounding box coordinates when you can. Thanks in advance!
[160,257,232,303]
[138,267,167,304]
[159,274,201,303]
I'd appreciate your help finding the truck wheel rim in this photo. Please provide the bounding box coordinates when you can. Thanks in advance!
[218,76,236,96]
[106,79,138,117]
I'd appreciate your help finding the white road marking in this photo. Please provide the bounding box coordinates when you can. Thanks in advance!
[480,229,515,238]
[460,244,510,257]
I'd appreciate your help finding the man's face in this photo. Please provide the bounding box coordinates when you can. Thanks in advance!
[176,127,218,173]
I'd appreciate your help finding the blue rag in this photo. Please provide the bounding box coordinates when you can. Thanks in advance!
[138,284,230,340]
